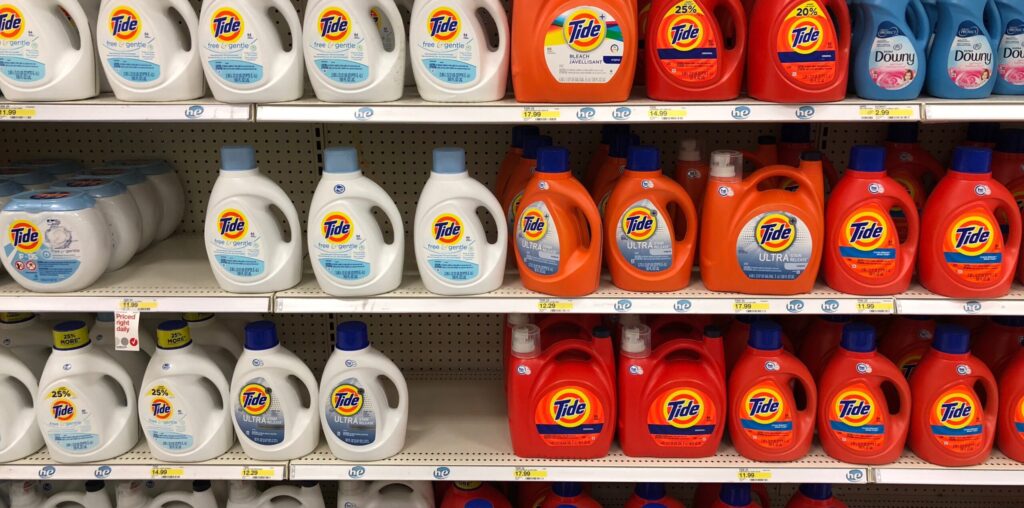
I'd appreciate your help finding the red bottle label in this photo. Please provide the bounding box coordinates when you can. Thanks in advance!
[827,382,887,452]
[535,386,606,447]
[646,387,718,448]
[774,0,839,86]
[1015,395,1024,439]
[928,386,985,455]
[654,0,719,83]
[837,204,898,280]
[941,209,1004,285]
[738,381,794,449]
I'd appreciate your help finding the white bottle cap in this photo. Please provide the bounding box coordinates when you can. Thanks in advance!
[618,314,643,329]
[678,139,701,162]
[511,324,541,356]
[507,314,532,327]
[710,150,743,178]
[621,324,652,356]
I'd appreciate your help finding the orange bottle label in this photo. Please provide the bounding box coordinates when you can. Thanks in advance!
[827,381,887,452]
[836,204,898,280]
[654,0,720,83]
[545,7,626,84]
[646,387,718,448]
[928,386,985,455]
[517,201,561,275]
[940,208,1004,285]
[535,386,607,446]
[737,212,813,280]
[738,381,795,449]
[616,199,673,272]
[774,0,839,86]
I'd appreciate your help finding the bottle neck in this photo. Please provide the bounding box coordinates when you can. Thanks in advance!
[947,171,992,181]
[623,169,662,178]
[536,171,573,180]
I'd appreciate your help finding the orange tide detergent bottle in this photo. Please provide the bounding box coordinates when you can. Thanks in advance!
[694,484,771,508]
[919,147,1022,298]
[508,324,616,458]
[824,145,920,295]
[997,345,1024,462]
[724,317,794,374]
[784,485,847,508]
[885,123,945,193]
[777,125,840,190]
[700,150,825,295]
[909,324,998,467]
[647,314,715,344]
[502,135,554,242]
[878,315,935,380]
[497,126,541,199]
[728,321,817,461]
[515,147,603,297]
[676,139,711,210]
[540,483,602,508]
[585,126,628,190]
[973,317,1024,377]
[605,146,699,292]
[746,0,851,103]
[993,129,1024,185]
[797,315,850,381]
[441,482,513,508]
[626,483,685,508]
[511,0,638,102]
[741,135,779,171]
[591,130,640,206]
[817,323,911,464]
[619,324,726,457]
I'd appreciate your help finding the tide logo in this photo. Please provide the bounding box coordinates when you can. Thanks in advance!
[788,17,823,54]
[432,214,464,244]
[322,213,354,244]
[331,384,363,417]
[239,383,271,416]
[109,6,141,42]
[319,8,351,43]
[833,390,876,426]
[150,398,173,420]
[51,400,75,422]
[622,207,656,241]
[550,388,592,428]
[756,213,796,253]
[216,209,248,241]
[211,8,244,43]
[0,5,24,40]
[519,208,547,242]
[427,8,460,43]
[663,389,705,429]
[935,392,977,429]
[845,211,888,251]
[8,221,40,253]
[563,9,606,52]
[668,16,703,51]
[950,216,995,256]
[744,386,785,425]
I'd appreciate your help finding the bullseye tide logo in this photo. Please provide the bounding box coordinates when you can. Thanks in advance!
[667,15,703,51]
[744,386,784,425]
[331,384,363,417]
[217,209,248,241]
[949,216,995,257]
[550,388,592,428]
[150,398,173,420]
[662,389,705,429]
[9,221,40,253]
[51,400,75,422]
[622,207,656,241]
[787,17,823,54]
[756,213,796,253]
[109,6,141,42]
[319,8,351,42]
[432,214,464,244]
[0,5,25,40]
[322,213,354,244]
[845,211,888,251]
[239,383,270,416]
[211,8,244,43]
[562,9,605,52]
[935,392,977,429]
[519,208,547,242]
[427,8,460,43]
[832,389,876,427]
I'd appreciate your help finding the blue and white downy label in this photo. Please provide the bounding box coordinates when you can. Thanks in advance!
[142,384,195,452]
[211,208,266,279]
[947,21,994,90]
[42,384,100,454]
[234,378,285,446]
[103,6,161,83]
[316,209,370,282]
[325,378,377,446]
[998,18,1024,86]
[423,212,480,282]
[0,5,46,83]
[869,21,919,90]
[517,201,561,275]
[736,212,813,281]
[616,199,672,272]
[416,7,479,85]
[6,218,83,284]
[311,7,370,86]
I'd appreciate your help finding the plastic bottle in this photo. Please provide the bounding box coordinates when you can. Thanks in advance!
[182,313,242,358]
[0,313,55,376]
[972,316,1024,376]
[198,0,304,103]
[115,481,218,508]
[409,0,509,102]
[625,483,685,508]
[514,147,603,297]
[925,0,1002,99]
[496,126,541,200]
[992,129,1024,184]
[309,147,404,297]
[0,348,42,462]
[104,159,185,242]
[10,481,112,508]
[415,148,507,295]
[338,481,434,508]
[36,321,138,463]
[51,178,142,272]
[540,483,601,508]
[584,126,623,190]
[591,131,639,209]
[708,484,756,508]
[676,139,710,211]
[884,123,944,205]
[441,482,511,508]
[879,315,936,379]
[81,167,161,252]
[777,125,840,192]
[205,145,302,294]
[230,321,319,460]
[225,481,326,508]
[797,315,850,381]
[909,323,998,466]
[852,0,928,100]
[502,135,552,239]
[994,0,1024,94]
[693,484,771,508]
[785,485,847,508]
[997,346,1024,461]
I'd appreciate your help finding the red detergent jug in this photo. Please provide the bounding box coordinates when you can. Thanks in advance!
[709,485,759,508]
[879,316,936,380]
[536,315,616,387]
[648,314,714,348]
[817,323,911,464]
[746,0,851,103]
[785,485,847,508]
[885,124,945,193]
[919,147,1021,298]
[778,125,840,191]
[694,484,770,508]
[517,483,551,508]
[973,317,1024,377]
[909,324,998,467]
[497,126,541,199]
[442,482,512,508]
[993,129,1024,185]
[626,483,685,508]
[724,317,794,375]
[997,347,1024,462]
[540,483,602,508]
[728,321,816,462]
[797,315,850,381]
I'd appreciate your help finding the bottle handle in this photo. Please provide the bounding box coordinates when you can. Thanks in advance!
[378,199,406,282]
[269,0,304,66]
[367,0,406,81]
[980,371,1000,430]
[907,0,931,49]
[568,188,604,270]
[984,0,1003,47]
[828,0,853,53]
[379,365,409,439]
[57,0,94,88]
[478,0,510,78]
[882,187,921,267]
[653,339,715,369]
[263,183,302,278]
[476,189,509,282]
[719,0,748,71]
[745,166,814,195]
[166,0,202,88]
[96,353,138,431]
[666,184,700,258]
[991,195,1023,267]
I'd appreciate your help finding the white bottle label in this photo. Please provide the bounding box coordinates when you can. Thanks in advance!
[5,217,83,284]
[0,5,45,83]
[998,18,1024,86]
[868,21,919,90]
[615,199,672,273]
[544,6,624,84]
[310,7,371,86]
[43,385,100,453]
[315,209,370,281]
[102,6,161,83]
[423,212,480,282]
[210,208,266,278]
[234,378,285,446]
[204,7,263,85]
[325,378,378,445]
[947,21,995,90]
[516,201,561,275]
[415,6,478,85]
[142,384,195,452]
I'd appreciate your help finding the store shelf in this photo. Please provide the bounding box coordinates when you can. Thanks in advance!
[875,451,1024,485]
[922,96,1024,122]
[0,95,252,122]
[895,283,1024,316]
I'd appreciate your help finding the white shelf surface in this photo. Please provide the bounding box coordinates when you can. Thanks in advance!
[0,95,252,122]
[895,283,1024,316]
[922,96,1024,122]
[875,451,1024,485]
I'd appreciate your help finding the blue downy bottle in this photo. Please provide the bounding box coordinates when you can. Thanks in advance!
[994,0,1024,94]
[854,0,930,99]
[921,0,939,34]
[926,0,1003,99]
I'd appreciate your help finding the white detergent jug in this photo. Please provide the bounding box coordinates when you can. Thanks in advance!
[337,481,434,508]
[0,348,43,462]
[115,480,217,508]
[0,0,99,101]
[139,321,234,462]
[0,313,52,375]
[198,0,304,103]
[36,321,138,464]
[409,0,509,102]
[11,481,112,508]
[303,0,406,102]
[320,321,408,461]
[182,313,242,358]
[309,147,404,297]
[231,321,319,460]
[96,0,204,101]
[0,166,55,190]
[225,481,326,508]
[52,178,143,272]
[82,167,162,252]
[106,160,184,242]
[205,145,302,294]
[414,148,507,295]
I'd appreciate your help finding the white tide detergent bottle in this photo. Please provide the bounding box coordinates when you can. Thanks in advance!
[0,313,52,375]
[303,0,407,102]
[139,321,234,463]
[198,0,304,103]
[10,481,112,508]
[0,348,43,462]
[36,321,138,464]
[182,313,243,358]
[0,0,99,101]
[205,145,302,294]
[414,148,507,295]
[409,0,509,102]
[115,481,218,508]
[231,321,319,460]
[82,167,162,252]
[96,0,205,101]
[319,321,408,461]
[309,147,404,297]
[106,160,185,242]
[337,481,434,508]
[225,481,326,508]
[52,178,143,272]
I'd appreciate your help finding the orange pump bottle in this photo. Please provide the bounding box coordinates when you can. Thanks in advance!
[585,126,627,190]
[514,147,603,297]
[497,126,541,199]
[728,321,817,462]
[909,324,998,467]
[797,315,850,382]
[972,317,1024,377]
[604,146,698,292]
[997,347,1024,462]
[591,130,639,203]
[785,485,847,508]
[878,316,935,380]
[676,139,710,211]
[502,135,553,239]
[884,124,945,193]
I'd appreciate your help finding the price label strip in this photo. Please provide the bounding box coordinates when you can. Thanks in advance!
[648,106,688,121]
[521,108,561,122]
[120,298,157,311]
[733,300,770,313]
[151,466,185,479]
[855,299,895,314]
[240,467,276,480]
[858,105,916,121]
[736,468,772,482]
[513,467,548,481]
[0,105,36,120]
[537,300,574,313]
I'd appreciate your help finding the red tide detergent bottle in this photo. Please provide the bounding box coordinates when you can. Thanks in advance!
[728,321,817,461]
[540,483,602,508]
[746,0,851,103]
[709,485,757,508]
[885,123,945,193]
[442,482,513,508]
[626,483,685,508]
[993,129,1024,185]
[724,317,794,374]
[618,324,727,457]
[517,483,551,508]
[909,324,998,467]
[797,315,850,381]
[785,485,846,508]
[694,484,771,508]
[919,147,1022,298]
[818,323,912,464]
[879,316,936,380]
[645,0,747,101]
[778,125,840,191]
[824,145,920,295]
[973,317,1024,377]
[497,126,541,199]
[997,346,1024,462]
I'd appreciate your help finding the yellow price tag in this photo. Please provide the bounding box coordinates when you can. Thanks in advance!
[858,106,915,120]
[856,299,895,314]
[240,467,275,480]
[733,300,770,313]
[648,107,688,121]
[513,467,548,480]
[151,466,184,479]
[120,299,157,311]
[737,469,772,482]
[537,300,574,313]
[521,108,561,121]
[0,105,36,120]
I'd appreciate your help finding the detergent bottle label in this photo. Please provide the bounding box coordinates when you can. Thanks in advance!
[424,212,480,282]
[827,382,887,452]
[210,208,266,278]
[775,0,839,86]
[315,209,370,282]
[941,208,1003,285]
[837,204,898,280]
[738,381,795,449]
[897,352,924,379]
[928,386,985,454]
[869,21,919,90]
[517,201,562,275]
[545,6,626,84]
[102,6,161,83]
[653,0,720,83]
[1013,394,1024,439]
[310,7,371,86]
[324,378,378,446]
[416,6,479,85]
[142,384,196,452]
[5,218,83,284]
[737,212,813,280]
[616,199,672,272]
[947,21,995,90]
[204,7,265,85]
[998,19,1024,86]
[535,386,606,446]
[234,378,285,446]
[42,385,101,453]
[0,4,45,83]
[647,387,718,448]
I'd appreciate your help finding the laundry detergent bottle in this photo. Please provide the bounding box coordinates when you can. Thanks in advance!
[502,135,553,238]
[0,347,42,462]
[626,483,685,508]
[540,483,602,508]
[441,482,512,508]
[879,315,935,379]
[497,126,541,200]
[997,346,1024,461]
[925,0,1002,99]
[225,481,326,508]
[785,484,847,508]
[852,0,928,100]
[994,0,1024,94]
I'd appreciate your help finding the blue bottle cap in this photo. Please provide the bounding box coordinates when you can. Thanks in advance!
[996,129,1024,154]
[932,323,971,354]
[432,148,466,174]
[967,122,1000,144]
[52,178,128,199]
[336,321,370,351]
[512,126,540,149]
[610,132,640,158]
[782,124,812,143]
[244,321,280,351]
[96,313,114,322]
[4,190,96,212]
[719,484,752,507]
[848,145,886,172]
[993,316,1024,327]
[887,123,921,144]
[221,145,257,171]
[634,483,665,501]
[950,147,993,174]
[536,147,570,174]
[522,135,553,160]
[799,484,833,501]
[552,482,582,497]
[324,147,360,174]
[841,322,876,352]
[627,146,661,172]
[748,321,783,350]
[0,180,24,198]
